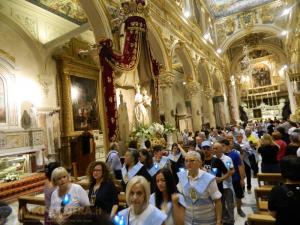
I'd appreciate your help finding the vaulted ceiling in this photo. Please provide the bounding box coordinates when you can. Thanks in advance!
[203,0,275,18]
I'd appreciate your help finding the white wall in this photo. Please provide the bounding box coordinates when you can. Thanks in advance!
[0,20,58,126]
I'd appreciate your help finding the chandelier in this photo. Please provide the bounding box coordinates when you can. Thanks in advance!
[239,45,253,83]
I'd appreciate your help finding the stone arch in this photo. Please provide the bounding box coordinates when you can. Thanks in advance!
[170,41,196,80]
[79,0,112,40]
[230,43,287,72]
[0,12,43,72]
[147,22,171,71]
[197,61,212,87]
[220,25,282,52]
[211,72,222,95]
[0,50,18,126]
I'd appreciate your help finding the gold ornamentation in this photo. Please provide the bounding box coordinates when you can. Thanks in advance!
[189,188,197,201]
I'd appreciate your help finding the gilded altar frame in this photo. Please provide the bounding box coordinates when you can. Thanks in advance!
[54,38,101,168]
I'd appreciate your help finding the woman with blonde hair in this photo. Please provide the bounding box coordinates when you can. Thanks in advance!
[116,176,167,225]
[49,167,89,224]
[258,134,280,173]
[87,161,118,217]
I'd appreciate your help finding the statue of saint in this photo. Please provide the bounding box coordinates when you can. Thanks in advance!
[134,85,150,126]
[142,88,152,124]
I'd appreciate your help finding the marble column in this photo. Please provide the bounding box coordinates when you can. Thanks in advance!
[213,96,226,128]
[186,81,202,131]
[159,72,176,126]
[202,86,216,128]
[226,76,241,124]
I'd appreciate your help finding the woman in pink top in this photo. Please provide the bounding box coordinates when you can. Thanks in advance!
[272,131,287,161]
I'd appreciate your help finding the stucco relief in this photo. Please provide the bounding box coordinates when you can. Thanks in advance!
[11,10,38,39]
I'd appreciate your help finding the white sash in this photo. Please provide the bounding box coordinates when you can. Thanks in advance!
[121,162,143,184]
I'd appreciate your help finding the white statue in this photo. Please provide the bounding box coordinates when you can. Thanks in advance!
[142,88,152,124]
[134,85,150,126]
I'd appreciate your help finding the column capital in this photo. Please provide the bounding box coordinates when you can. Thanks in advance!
[202,85,214,99]
[159,71,176,88]
[186,81,201,96]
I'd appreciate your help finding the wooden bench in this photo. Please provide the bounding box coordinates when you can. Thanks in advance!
[254,186,272,213]
[18,195,45,223]
[115,179,124,193]
[257,173,283,187]
[118,193,127,208]
[247,213,275,225]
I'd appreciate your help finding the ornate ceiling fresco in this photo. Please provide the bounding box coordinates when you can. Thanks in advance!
[204,0,275,18]
[26,0,87,25]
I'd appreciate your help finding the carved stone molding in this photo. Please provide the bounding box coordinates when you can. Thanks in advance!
[159,72,175,88]
[186,81,200,96]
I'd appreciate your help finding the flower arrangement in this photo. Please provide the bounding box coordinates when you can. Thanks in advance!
[163,122,177,135]
[131,124,151,138]
[148,122,164,137]
[4,173,20,182]
[131,122,177,140]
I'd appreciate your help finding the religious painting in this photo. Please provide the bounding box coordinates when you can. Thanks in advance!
[252,64,271,87]
[0,77,6,123]
[70,76,99,131]
[26,0,87,25]
[204,0,274,18]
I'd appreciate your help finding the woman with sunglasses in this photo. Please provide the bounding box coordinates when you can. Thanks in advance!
[49,167,90,225]
[150,168,185,225]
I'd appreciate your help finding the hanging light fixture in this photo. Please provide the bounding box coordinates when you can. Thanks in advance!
[239,45,254,84]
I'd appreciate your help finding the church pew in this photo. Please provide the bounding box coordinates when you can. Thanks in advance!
[247,213,275,225]
[118,193,127,209]
[257,173,283,187]
[254,186,272,213]
[115,179,124,193]
[18,195,45,223]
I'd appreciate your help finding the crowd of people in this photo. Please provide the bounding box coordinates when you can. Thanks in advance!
[5,119,299,225]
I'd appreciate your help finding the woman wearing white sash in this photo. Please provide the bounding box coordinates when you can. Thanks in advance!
[121,149,152,189]
[177,151,222,225]
[117,176,167,225]
[168,143,186,183]
[153,145,170,169]
[150,168,185,225]
[139,149,160,178]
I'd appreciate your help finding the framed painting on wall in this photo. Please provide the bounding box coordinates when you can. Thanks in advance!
[70,75,99,131]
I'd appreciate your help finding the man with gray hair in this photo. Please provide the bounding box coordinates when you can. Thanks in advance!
[177,151,222,225]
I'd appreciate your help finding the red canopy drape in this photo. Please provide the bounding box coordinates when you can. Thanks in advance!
[99,3,160,141]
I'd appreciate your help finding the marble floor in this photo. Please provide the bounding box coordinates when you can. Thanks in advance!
[6,178,259,225]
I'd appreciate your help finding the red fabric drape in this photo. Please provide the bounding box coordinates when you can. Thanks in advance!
[99,11,160,141]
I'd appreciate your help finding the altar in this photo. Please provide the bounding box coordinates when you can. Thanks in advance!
[241,98,285,121]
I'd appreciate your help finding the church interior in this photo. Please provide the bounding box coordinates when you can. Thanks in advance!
[0,0,300,225]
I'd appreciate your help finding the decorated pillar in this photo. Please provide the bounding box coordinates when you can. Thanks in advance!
[226,76,240,124]
[159,71,176,126]
[186,81,202,131]
[213,96,226,128]
[202,86,216,128]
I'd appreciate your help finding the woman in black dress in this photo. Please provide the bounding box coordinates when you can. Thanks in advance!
[87,161,118,217]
